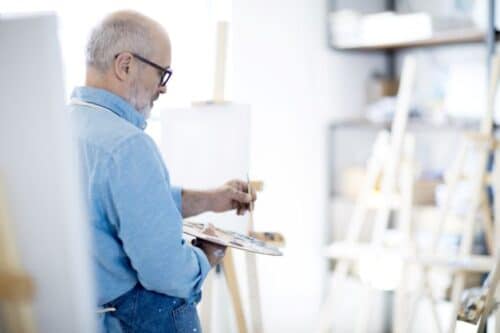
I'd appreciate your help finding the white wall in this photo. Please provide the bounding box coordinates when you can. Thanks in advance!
[232,0,385,331]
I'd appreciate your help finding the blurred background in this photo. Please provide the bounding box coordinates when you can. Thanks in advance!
[2,0,500,332]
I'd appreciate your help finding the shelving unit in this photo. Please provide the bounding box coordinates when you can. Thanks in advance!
[324,2,499,331]
[326,0,498,220]
[331,28,491,51]
[327,119,476,199]
[327,0,497,77]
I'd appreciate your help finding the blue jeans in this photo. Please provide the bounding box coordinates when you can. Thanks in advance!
[104,284,203,333]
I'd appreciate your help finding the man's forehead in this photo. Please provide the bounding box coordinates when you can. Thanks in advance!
[157,43,171,67]
[151,28,171,65]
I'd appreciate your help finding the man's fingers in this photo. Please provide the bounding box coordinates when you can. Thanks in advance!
[235,200,253,215]
[231,200,239,210]
[226,180,257,197]
[230,188,252,203]
[221,180,257,215]
[227,179,245,191]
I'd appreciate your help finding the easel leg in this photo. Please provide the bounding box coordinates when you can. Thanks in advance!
[480,192,495,255]
[246,253,263,333]
[393,134,415,333]
[450,145,490,332]
[405,267,444,333]
[200,270,214,333]
[491,284,500,333]
[318,133,389,333]
[424,272,444,333]
[393,264,410,333]
[222,249,248,333]
[0,304,35,333]
[317,272,339,333]
[355,286,374,333]
[0,179,36,333]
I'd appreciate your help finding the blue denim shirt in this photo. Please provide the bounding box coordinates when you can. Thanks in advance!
[69,87,211,318]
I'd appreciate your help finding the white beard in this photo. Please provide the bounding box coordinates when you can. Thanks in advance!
[138,104,152,119]
[129,83,152,120]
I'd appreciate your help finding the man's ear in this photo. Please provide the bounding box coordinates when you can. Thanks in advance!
[114,53,133,82]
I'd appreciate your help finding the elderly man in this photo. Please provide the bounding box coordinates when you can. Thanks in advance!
[70,10,255,333]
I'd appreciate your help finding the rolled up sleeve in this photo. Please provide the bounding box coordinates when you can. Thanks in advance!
[103,134,210,299]
[170,186,183,214]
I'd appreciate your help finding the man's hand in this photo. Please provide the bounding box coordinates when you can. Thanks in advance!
[181,179,257,218]
[192,238,226,267]
[209,179,256,215]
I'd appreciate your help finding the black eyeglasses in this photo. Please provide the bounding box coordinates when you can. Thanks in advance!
[115,52,172,87]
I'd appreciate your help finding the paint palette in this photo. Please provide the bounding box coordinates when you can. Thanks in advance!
[183,221,283,256]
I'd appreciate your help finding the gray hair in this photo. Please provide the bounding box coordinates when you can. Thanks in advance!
[86,15,154,72]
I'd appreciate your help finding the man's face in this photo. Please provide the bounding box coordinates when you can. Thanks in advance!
[128,38,171,119]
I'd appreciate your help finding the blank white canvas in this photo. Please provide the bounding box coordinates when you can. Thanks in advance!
[160,104,251,233]
[0,13,96,333]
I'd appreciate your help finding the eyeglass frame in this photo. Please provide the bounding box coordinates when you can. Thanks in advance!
[114,52,172,87]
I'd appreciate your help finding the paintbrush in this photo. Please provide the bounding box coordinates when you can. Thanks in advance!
[247,174,254,232]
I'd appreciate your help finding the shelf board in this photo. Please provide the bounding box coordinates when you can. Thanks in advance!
[328,117,479,131]
[331,29,490,51]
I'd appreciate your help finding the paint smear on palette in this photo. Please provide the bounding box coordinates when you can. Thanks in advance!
[183,221,283,256]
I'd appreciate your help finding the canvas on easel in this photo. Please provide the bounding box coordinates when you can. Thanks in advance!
[161,103,251,234]
[161,102,260,333]
[161,18,285,333]
[163,18,255,333]
[160,18,252,333]
[0,13,96,332]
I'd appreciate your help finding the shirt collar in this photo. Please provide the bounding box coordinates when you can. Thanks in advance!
[71,86,147,130]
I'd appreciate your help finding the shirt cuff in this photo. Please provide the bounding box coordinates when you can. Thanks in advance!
[191,245,212,292]
[171,186,183,213]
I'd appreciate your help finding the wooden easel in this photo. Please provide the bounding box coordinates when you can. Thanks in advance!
[244,179,263,333]
[475,258,500,333]
[456,254,500,333]
[0,177,36,333]
[243,180,285,333]
[220,248,248,333]
[217,180,264,333]
[401,54,500,333]
[457,129,500,332]
[318,56,417,333]
[201,180,285,333]
[198,19,248,333]
[197,20,286,333]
